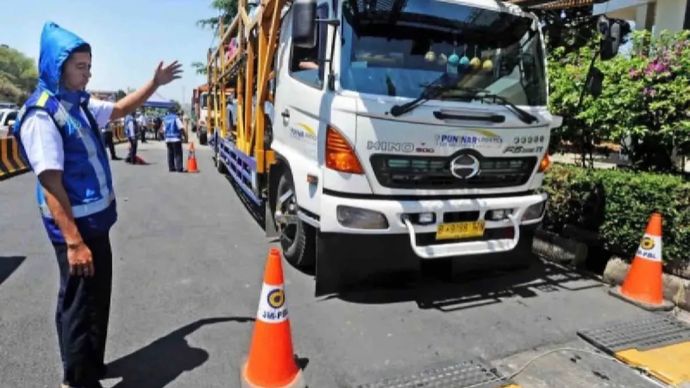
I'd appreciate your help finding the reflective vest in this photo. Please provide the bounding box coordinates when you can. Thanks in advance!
[125,115,136,138]
[13,89,117,242]
[164,113,181,141]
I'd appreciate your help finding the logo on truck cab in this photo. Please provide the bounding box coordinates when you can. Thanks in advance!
[450,154,481,179]
[367,141,435,153]
[435,131,503,148]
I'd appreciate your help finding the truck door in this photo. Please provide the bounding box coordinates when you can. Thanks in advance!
[273,2,330,165]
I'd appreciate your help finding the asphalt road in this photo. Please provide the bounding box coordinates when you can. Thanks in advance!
[0,140,673,387]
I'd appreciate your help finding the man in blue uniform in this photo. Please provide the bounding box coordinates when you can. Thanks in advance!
[13,22,182,388]
[163,107,186,172]
[124,112,137,163]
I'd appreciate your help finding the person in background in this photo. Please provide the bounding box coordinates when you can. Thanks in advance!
[163,107,185,172]
[153,115,163,140]
[100,121,119,160]
[12,21,182,388]
[124,113,138,164]
[136,111,147,143]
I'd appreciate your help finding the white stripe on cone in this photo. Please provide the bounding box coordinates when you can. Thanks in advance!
[635,234,662,262]
[256,283,288,323]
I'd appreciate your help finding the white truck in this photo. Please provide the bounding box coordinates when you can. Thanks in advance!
[206,0,597,294]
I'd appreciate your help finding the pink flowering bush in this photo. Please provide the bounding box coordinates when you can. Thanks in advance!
[549,30,690,172]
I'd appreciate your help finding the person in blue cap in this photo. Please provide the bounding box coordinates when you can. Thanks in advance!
[12,22,182,388]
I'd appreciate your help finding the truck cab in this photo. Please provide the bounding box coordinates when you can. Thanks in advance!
[267,0,561,291]
[210,0,565,293]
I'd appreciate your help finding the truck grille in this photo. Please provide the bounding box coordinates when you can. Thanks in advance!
[370,154,537,189]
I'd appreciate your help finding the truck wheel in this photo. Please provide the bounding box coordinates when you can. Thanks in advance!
[215,142,227,174]
[274,170,315,269]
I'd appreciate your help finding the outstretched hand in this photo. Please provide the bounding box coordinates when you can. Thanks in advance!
[153,61,183,87]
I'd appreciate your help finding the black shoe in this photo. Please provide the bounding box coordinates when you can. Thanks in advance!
[111,156,121,161]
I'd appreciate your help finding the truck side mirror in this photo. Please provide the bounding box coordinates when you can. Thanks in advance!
[292,0,317,49]
[600,18,622,61]
[587,67,604,97]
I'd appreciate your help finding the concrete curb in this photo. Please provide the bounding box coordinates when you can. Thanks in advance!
[532,229,588,267]
[532,230,689,311]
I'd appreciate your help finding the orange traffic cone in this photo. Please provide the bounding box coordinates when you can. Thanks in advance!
[186,142,199,173]
[609,213,673,311]
[241,248,305,388]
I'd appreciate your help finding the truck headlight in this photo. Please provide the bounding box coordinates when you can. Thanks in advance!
[522,201,546,221]
[337,206,389,229]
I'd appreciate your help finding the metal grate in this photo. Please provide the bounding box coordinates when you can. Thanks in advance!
[371,154,537,190]
[578,315,690,353]
[357,358,508,388]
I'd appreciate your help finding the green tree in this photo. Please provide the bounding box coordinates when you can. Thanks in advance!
[172,100,182,113]
[548,29,690,172]
[193,0,240,75]
[116,89,126,101]
[197,0,238,30]
[534,9,600,55]
[0,45,38,104]
[191,61,207,76]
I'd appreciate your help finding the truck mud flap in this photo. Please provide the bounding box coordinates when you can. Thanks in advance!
[315,233,419,296]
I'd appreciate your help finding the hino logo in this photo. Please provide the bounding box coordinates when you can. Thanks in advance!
[367,141,415,153]
[450,154,480,179]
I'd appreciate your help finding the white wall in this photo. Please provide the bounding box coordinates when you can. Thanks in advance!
[594,0,652,15]
[654,0,688,32]
[594,0,688,33]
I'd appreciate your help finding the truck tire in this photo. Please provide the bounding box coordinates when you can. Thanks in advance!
[274,169,316,269]
[214,139,227,174]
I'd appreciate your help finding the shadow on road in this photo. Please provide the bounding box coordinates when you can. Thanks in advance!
[107,316,254,388]
[0,256,25,286]
[325,260,603,312]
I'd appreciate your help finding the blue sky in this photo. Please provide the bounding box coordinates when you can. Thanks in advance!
[0,0,219,105]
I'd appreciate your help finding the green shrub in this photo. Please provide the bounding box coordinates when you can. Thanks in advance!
[543,164,690,265]
[548,30,690,172]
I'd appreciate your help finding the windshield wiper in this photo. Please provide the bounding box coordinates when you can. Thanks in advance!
[479,93,538,124]
[444,90,538,124]
[390,73,462,117]
[390,78,538,124]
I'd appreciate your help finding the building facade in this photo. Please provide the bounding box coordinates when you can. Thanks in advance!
[594,0,690,32]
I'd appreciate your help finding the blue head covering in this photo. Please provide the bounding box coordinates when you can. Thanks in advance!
[37,22,91,104]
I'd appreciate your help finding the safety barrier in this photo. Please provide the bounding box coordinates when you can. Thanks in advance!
[2,122,127,181]
[0,136,30,180]
[112,122,127,143]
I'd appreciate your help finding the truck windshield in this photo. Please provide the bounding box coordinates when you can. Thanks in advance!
[339,0,547,106]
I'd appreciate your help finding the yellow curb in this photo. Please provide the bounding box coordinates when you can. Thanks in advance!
[616,341,690,386]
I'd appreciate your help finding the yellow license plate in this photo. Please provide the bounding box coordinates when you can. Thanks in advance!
[436,221,485,240]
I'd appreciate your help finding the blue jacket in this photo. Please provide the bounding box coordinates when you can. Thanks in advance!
[12,22,116,242]
[163,113,181,141]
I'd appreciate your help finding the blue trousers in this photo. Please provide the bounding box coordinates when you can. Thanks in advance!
[166,141,184,172]
[53,234,112,387]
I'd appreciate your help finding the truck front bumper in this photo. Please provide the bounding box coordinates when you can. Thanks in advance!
[317,191,546,259]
